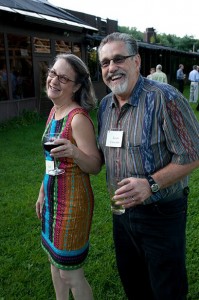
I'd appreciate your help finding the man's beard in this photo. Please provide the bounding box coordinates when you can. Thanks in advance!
[109,80,128,95]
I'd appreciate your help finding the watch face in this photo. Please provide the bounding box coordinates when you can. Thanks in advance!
[151,183,159,193]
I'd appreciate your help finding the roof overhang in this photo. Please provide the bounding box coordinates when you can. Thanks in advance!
[0,5,98,32]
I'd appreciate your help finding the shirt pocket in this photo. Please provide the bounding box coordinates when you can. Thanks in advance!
[127,143,145,176]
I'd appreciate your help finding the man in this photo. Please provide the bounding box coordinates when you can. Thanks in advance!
[176,64,186,93]
[188,65,199,103]
[151,64,168,83]
[97,32,199,300]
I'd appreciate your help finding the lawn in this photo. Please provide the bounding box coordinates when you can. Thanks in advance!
[0,86,199,299]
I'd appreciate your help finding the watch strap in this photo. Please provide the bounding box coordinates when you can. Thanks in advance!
[147,174,156,186]
[146,175,160,193]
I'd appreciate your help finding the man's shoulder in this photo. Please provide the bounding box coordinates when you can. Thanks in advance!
[144,80,180,101]
[151,72,158,79]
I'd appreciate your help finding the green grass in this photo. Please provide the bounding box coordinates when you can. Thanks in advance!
[0,93,199,299]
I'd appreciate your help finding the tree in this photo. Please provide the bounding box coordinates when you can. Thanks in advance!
[119,26,144,41]
[119,26,199,53]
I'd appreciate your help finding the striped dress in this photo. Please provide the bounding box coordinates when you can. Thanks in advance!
[41,107,94,270]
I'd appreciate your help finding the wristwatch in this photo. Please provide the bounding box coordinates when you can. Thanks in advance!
[146,175,160,193]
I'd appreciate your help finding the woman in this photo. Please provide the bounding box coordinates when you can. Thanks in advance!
[36,53,102,300]
[146,67,155,79]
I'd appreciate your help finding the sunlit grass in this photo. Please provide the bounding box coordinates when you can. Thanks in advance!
[0,96,199,299]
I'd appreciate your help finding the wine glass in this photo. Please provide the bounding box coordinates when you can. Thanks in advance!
[43,133,65,176]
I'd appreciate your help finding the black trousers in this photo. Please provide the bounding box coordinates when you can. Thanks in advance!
[177,79,184,93]
[113,196,188,300]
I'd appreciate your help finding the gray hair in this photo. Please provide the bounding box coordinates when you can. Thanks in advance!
[53,53,96,111]
[98,32,138,58]
[156,64,162,71]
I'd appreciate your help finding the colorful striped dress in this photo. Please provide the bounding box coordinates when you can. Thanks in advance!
[41,107,94,270]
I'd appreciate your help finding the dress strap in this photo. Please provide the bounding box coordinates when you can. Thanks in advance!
[46,107,56,126]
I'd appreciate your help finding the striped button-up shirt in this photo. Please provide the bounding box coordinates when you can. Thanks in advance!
[98,75,199,203]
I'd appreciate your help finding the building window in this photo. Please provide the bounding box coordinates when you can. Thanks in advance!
[34,37,51,53]
[0,33,8,101]
[7,34,34,99]
[55,40,71,54]
[72,43,81,57]
[55,41,81,57]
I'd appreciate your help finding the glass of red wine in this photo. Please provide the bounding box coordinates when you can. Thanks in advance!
[43,133,65,176]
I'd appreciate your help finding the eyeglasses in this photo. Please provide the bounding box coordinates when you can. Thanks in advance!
[99,54,135,68]
[47,69,75,84]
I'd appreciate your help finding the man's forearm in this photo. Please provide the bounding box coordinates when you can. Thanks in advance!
[152,160,199,189]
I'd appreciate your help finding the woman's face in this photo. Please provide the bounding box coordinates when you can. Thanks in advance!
[46,58,77,103]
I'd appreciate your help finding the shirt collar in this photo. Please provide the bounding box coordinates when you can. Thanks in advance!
[129,75,144,106]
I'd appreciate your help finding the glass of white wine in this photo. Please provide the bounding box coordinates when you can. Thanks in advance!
[108,177,125,215]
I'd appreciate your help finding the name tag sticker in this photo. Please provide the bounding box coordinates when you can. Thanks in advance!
[106,130,123,147]
[46,160,54,174]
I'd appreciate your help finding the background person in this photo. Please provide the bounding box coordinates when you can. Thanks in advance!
[36,53,102,300]
[0,64,8,100]
[146,67,155,79]
[151,64,168,83]
[188,65,199,103]
[97,32,199,300]
[176,64,186,93]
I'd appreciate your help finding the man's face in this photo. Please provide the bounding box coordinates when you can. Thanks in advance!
[99,41,141,98]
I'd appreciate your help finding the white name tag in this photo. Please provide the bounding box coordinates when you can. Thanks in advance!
[45,160,54,174]
[106,130,123,147]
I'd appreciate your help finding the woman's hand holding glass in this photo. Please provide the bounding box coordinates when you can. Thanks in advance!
[43,133,66,176]
[49,138,78,160]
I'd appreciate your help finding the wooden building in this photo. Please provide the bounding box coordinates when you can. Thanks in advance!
[0,0,117,122]
[138,39,199,84]
[0,1,199,123]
